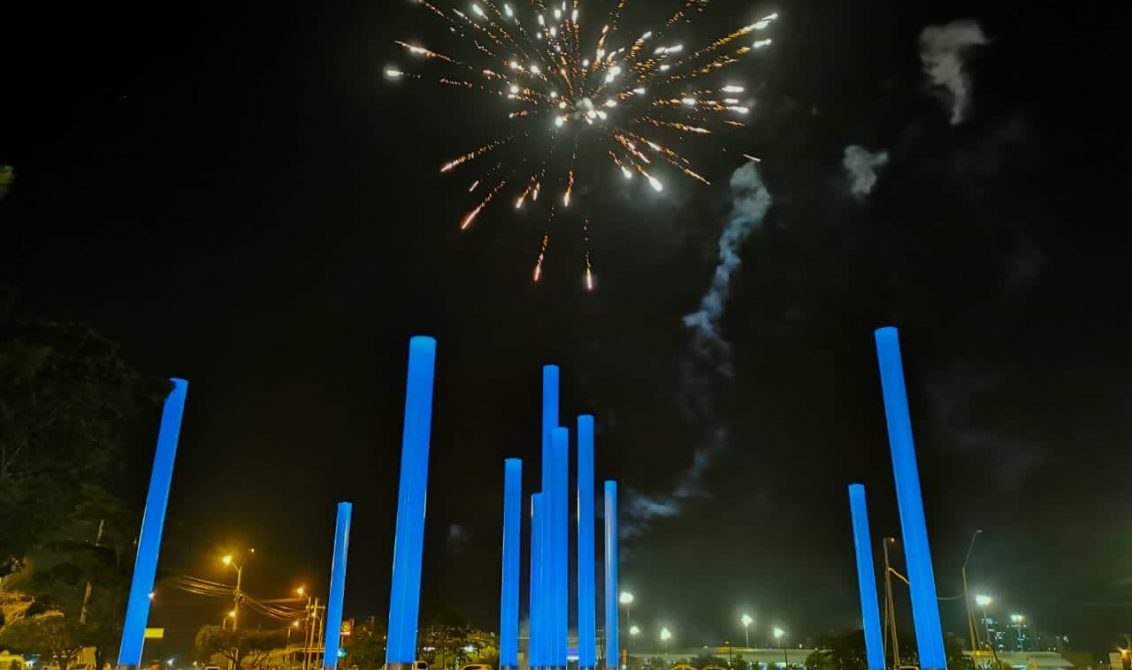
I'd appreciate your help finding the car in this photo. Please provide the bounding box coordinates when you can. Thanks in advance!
[460,664,493,670]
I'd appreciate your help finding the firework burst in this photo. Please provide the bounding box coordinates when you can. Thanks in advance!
[386,0,778,287]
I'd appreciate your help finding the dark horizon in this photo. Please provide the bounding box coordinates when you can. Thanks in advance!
[2,0,1128,662]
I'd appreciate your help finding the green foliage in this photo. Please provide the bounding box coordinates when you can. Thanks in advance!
[0,165,12,200]
[417,623,499,670]
[0,614,95,670]
[342,619,387,670]
[0,316,167,576]
[805,630,868,670]
[195,625,288,670]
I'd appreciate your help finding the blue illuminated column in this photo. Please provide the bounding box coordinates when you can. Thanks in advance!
[500,460,523,670]
[541,366,565,669]
[577,416,597,670]
[874,327,946,670]
[385,336,438,670]
[551,426,569,669]
[323,502,353,669]
[847,485,885,670]
[603,481,619,670]
[530,493,546,670]
[117,378,189,669]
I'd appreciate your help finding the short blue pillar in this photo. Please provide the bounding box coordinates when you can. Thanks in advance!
[577,416,597,670]
[603,481,619,670]
[500,459,523,670]
[874,327,946,670]
[323,502,353,668]
[848,485,885,670]
[385,336,438,670]
[118,378,188,669]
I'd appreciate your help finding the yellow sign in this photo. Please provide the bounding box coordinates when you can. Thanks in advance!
[144,628,165,639]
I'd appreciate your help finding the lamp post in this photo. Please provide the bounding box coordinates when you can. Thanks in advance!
[659,627,671,652]
[962,531,983,655]
[975,595,993,649]
[975,595,1000,669]
[620,592,635,658]
[773,628,786,669]
[741,615,754,648]
[221,549,253,631]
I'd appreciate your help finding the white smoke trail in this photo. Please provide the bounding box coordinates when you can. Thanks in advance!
[624,163,772,538]
[919,20,988,125]
[842,145,889,200]
[681,162,773,376]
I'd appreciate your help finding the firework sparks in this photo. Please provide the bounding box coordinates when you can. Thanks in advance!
[387,0,778,282]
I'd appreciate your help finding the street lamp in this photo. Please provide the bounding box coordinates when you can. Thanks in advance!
[773,628,786,668]
[221,551,254,631]
[620,592,635,656]
[975,594,993,647]
[962,531,983,656]
[741,614,754,648]
[660,627,672,651]
[629,626,641,636]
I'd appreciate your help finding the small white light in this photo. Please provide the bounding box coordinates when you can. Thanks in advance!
[722,85,745,93]
[471,4,485,17]
[682,97,696,106]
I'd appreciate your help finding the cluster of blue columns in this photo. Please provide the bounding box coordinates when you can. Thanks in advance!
[116,337,620,670]
[510,366,611,670]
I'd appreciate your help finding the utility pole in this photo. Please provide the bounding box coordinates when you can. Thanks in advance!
[882,538,901,670]
[79,519,106,624]
[962,531,983,659]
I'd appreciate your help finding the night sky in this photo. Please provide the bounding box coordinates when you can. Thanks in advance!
[2,0,1129,660]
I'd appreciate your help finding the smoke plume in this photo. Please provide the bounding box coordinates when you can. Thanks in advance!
[624,163,772,537]
[919,20,988,125]
[842,145,889,199]
[681,162,773,376]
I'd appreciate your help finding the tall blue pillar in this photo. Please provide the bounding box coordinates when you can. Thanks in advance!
[874,327,946,670]
[323,502,353,669]
[541,366,564,669]
[530,493,546,669]
[118,378,188,669]
[577,416,597,670]
[500,460,523,670]
[847,485,885,670]
[551,426,570,669]
[385,336,438,670]
[603,481,619,670]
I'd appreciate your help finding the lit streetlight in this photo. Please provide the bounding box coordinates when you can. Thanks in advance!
[620,591,636,657]
[741,614,754,648]
[629,625,641,636]
[221,550,254,631]
[660,627,672,651]
[975,594,993,646]
[773,628,786,668]
[962,530,983,656]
